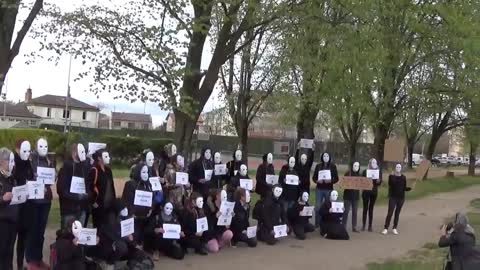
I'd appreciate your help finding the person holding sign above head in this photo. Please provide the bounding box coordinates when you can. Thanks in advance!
[189,146,215,200]
[255,185,287,245]
[231,188,257,248]
[255,153,275,199]
[295,141,315,194]
[211,152,228,191]
[319,190,349,240]
[89,149,116,228]
[343,162,361,233]
[312,152,339,227]
[204,189,234,253]
[279,156,300,220]
[228,164,252,199]
[382,164,411,235]
[182,192,211,255]
[164,154,187,214]
[0,147,19,270]
[361,158,382,232]
[145,202,185,260]
[226,150,244,182]
[288,192,315,240]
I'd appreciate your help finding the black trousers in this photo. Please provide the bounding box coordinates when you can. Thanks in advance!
[0,220,17,270]
[232,232,257,247]
[181,236,206,252]
[384,197,405,229]
[257,224,277,245]
[362,191,378,229]
[17,204,30,270]
[152,237,185,260]
[292,223,315,240]
[92,207,116,229]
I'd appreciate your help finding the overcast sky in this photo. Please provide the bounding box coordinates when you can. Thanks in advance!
[5,0,222,127]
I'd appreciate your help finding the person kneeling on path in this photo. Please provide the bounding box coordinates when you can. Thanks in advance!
[319,190,349,240]
[288,192,315,240]
[255,185,287,245]
[231,188,257,247]
[205,190,234,253]
[181,193,211,255]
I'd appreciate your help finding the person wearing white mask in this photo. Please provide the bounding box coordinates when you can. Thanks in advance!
[255,185,287,245]
[0,148,18,270]
[288,192,315,240]
[361,158,382,232]
[189,146,215,200]
[211,152,227,191]
[182,193,211,255]
[279,156,300,219]
[255,153,275,199]
[312,152,339,227]
[319,190,349,240]
[205,190,234,253]
[89,149,117,228]
[231,188,257,247]
[158,143,177,177]
[164,154,188,213]
[145,202,185,260]
[26,138,54,270]
[227,149,244,182]
[382,164,411,235]
[295,142,315,194]
[54,219,95,270]
[57,143,92,229]
[343,162,361,233]
[227,164,250,198]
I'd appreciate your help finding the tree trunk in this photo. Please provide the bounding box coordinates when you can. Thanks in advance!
[407,141,415,169]
[468,143,477,176]
[173,109,199,162]
[348,140,356,166]
[373,123,389,167]
[239,121,249,165]
[425,131,443,160]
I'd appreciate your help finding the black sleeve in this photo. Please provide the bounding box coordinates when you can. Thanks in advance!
[438,234,456,248]
[256,164,266,186]
[188,161,200,186]
[145,215,159,236]
[388,175,393,195]
[307,149,315,170]
[121,181,135,212]
[295,149,300,167]
[312,164,320,184]
[278,167,287,186]
[331,164,339,184]
[57,163,79,200]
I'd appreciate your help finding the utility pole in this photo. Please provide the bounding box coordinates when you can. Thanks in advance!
[64,55,72,133]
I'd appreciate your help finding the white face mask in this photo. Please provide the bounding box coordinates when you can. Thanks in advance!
[353,162,360,173]
[102,152,111,165]
[322,153,330,163]
[37,138,48,157]
[214,152,221,164]
[164,203,173,216]
[120,207,129,217]
[273,187,283,198]
[71,220,83,238]
[395,164,402,174]
[300,154,307,165]
[288,157,295,169]
[19,141,31,161]
[204,149,212,160]
[220,190,227,202]
[301,192,309,203]
[245,190,251,203]
[77,144,86,162]
[370,159,378,169]
[330,190,339,202]
[239,164,247,176]
[146,151,154,167]
[176,155,184,168]
[267,153,273,165]
[140,165,149,181]
[235,150,242,161]
[171,145,177,156]
[195,197,204,209]
[8,152,15,175]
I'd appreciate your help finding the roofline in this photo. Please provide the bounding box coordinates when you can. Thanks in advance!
[27,102,100,111]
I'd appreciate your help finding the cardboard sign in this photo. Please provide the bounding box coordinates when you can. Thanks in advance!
[247,226,257,239]
[163,224,181,239]
[70,176,86,194]
[331,202,344,213]
[176,172,189,185]
[120,217,135,237]
[299,139,314,149]
[219,201,235,216]
[88,142,107,155]
[338,176,373,191]
[266,174,279,185]
[196,217,208,233]
[133,190,153,207]
[366,169,380,180]
[78,228,97,246]
[204,169,213,181]
[240,179,253,191]
[149,177,162,191]
[285,174,299,186]
[384,139,406,162]
[11,185,28,205]
[36,167,56,185]
[217,214,233,226]
[27,181,45,200]
[215,164,227,176]
[318,170,332,181]
[273,224,288,238]
[415,160,432,180]
[300,206,315,217]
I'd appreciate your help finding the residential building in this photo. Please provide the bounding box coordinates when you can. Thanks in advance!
[98,113,110,129]
[23,88,100,128]
[0,102,41,128]
[111,112,152,130]
[165,112,206,133]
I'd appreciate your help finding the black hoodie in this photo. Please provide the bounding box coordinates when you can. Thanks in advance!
[288,200,312,227]
[228,171,251,197]
[122,164,153,219]
[57,159,92,215]
[226,152,244,181]
[231,200,251,236]
[30,151,54,203]
[312,152,339,190]
[343,167,361,201]
[260,193,287,231]
[0,172,19,222]
[255,153,275,198]
[294,149,314,192]
[13,152,34,186]
[189,146,214,198]
[279,160,300,202]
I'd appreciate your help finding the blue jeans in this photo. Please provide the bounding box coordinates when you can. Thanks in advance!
[315,189,331,226]
[26,203,51,262]
[61,211,87,230]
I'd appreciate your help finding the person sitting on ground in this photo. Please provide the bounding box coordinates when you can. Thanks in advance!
[164,154,188,216]
[319,190,349,240]
[255,185,287,245]
[205,190,234,253]
[288,192,315,240]
[231,188,257,247]
[181,192,211,255]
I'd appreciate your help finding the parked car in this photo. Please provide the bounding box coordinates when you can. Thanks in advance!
[462,157,470,166]
[438,156,448,165]
[405,154,424,166]
[454,157,464,166]
[447,156,456,164]
[431,157,441,167]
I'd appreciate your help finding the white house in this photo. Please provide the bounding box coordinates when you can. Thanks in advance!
[111,112,153,130]
[23,88,100,128]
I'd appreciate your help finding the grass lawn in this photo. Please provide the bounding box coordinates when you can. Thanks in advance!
[366,198,480,270]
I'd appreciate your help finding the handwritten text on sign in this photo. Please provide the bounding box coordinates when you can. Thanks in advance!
[338,176,373,191]
[36,167,56,185]
[121,217,135,237]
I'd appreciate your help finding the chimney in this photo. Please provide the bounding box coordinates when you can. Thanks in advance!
[25,87,32,103]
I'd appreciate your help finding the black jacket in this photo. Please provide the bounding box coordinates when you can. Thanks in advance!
[226,153,243,181]
[211,162,228,190]
[231,200,251,235]
[294,149,314,192]
[13,152,34,186]
[54,230,86,270]
[89,164,116,209]
[57,160,92,215]
[255,154,275,198]
[183,207,214,242]
[279,165,300,202]
[122,180,153,219]
[98,217,136,250]
[361,169,382,194]
[145,212,181,238]
[189,147,214,197]
[228,173,251,196]
[388,174,409,199]
[0,172,19,222]
[30,151,54,203]
[439,229,479,270]
[259,195,286,231]
[312,153,339,190]
[343,170,360,201]
[288,201,311,226]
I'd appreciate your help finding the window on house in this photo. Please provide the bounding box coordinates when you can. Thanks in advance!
[46,108,51,117]
[30,120,37,126]
[113,121,121,127]
[62,109,70,119]
[128,122,135,129]
[142,123,149,130]
[82,111,87,120]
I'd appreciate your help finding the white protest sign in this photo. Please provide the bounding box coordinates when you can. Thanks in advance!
[163,224,181,239]
[299,139,314,149]
[266,174,279,185]
[367,169,380,180]
[234,170,238,176]
[120,217,135,237]
[78,228,97,246]
[88,142,107,155]
[196,217,208,233]
[214,164,227,176]
[247,226,257,239]
[70,176,86,194]
[149,177,162,191]
[176,172,189,185]
[318,170,332,181]
[285,174,299,186]
[204,170,213,181]
[10,185,28,205]
[239,179,253,191]
[274,224,288,239]
[217,214,233,226]
[331,202,344,213]
[219,201,235,216]
[133,190,153,207]
[300,206,315,217]
[27,181,45,200]
[36,167,56,185]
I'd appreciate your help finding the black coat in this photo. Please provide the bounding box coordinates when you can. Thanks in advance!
[319,201,349,240]
[361,169,382,194]
[279,165,300,202]
[121,180,153,218]
[183,207,214,242]
[89,165,116,209]
[13,152,34,186]
[211,162,228,190]
[255,162,275,198]
[228,173,251,196]
[30,152,54,203]
[312,154,339,190]
[287,201,311,226]
[343,170,360,201]
[0,172,19,222]
[57,160,92,215]
[231,200,251,235]
[259,196,286,231]
[439,230,480,270]
[189,152,214,198]
[145,212,181,238]
[294,149,314,192]
[54,230,86,270]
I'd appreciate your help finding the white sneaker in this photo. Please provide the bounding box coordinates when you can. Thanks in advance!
[392,229,399,235]
[381,229,388,235]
